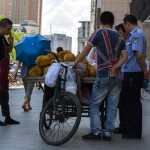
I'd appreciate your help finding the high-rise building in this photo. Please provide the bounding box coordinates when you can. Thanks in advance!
[44,34,72,52]
[90,0,131,33]
[90,0,150,55]
[78,21,90,52]
[0,0,42,32]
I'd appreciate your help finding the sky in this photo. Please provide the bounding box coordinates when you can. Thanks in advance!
[41,0,91,54]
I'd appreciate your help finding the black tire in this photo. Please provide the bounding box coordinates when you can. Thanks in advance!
[39,91,81,146]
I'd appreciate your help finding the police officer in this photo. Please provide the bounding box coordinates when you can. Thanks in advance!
[120,15,148,139]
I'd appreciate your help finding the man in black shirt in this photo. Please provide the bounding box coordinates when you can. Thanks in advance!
[0,18,20,126]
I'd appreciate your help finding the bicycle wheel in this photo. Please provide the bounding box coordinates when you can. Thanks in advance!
[39,91,81,146]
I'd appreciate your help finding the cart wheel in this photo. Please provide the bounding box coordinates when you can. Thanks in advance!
[39,91,81,146]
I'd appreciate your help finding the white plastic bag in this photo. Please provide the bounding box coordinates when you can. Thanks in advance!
[87,47,97,64]
[61,68,77,94]
[44,62,61,87]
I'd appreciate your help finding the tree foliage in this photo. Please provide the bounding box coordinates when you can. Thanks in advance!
[10,31,24,62]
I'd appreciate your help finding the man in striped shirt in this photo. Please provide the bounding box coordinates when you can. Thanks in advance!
[74,11,128,141]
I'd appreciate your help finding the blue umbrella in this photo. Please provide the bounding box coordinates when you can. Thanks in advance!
[15,34,51,67]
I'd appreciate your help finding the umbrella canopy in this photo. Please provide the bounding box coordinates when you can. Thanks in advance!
[15,34,51,67]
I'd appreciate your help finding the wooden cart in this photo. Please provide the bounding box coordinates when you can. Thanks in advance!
[25,76,105,117]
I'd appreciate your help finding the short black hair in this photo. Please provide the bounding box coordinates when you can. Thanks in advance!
[0,18,13,27]
[100,11,114,26]
[123,15,137,25]
[115,23,126,33]
[56,47,63,53]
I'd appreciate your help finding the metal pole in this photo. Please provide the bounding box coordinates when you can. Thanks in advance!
[39,0,43,34]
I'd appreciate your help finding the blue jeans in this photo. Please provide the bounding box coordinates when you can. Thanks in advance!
[90,76,122,135]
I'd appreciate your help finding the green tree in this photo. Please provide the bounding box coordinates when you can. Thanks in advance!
[0,15,4,20]
[10,31,24,62]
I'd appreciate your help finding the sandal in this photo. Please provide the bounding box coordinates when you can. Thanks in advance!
[27,103,32,110]
[22,105,29,111]
[22,101,28,111]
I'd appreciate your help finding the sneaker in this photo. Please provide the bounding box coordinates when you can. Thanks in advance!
[102,132,112,141]
[4,117,20,125]
[82,132,101,141]
[0,120,7,126]
[102,135,112,141]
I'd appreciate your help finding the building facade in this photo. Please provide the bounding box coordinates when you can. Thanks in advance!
[90,0,131,32]
[0,0,42,32]
[143,18,150,55]
[90,0,150,56]
[44,34,72,53]
[21,20,39,34]
[78,21,90,52]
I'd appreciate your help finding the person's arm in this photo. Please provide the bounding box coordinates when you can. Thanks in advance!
[14,61,21,79]
[8,33,14,53]
[135,51,146,71]
[135,51,149,80]
[110,50,128,76]
[113,50,128,70]
[74,43,93,66]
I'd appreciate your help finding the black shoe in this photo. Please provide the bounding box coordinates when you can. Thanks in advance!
[102,133,112,141]
[82,133,101,141]
[122,134,141,139]
[4,117,20,125]
[114,127,122,134]
[102,135,111,141]
[0,120,7,126]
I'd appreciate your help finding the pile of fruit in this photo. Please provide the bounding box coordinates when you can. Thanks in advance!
[29,50,96,77]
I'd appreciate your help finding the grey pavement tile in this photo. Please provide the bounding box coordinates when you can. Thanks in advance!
[144,148,150,150]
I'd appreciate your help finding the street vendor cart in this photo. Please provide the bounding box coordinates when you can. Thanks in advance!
[25,64,105,146]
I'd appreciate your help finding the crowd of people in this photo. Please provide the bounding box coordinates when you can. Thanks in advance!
[0,11,150,142]
[74,11,149,141]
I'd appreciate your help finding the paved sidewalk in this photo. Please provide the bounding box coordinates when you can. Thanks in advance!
[0,86,150,150]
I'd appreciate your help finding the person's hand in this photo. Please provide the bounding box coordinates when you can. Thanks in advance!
[8,33,14,44]
[144,70,150,80]
[109,68,117,78]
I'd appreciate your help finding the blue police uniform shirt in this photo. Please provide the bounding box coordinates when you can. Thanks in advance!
[121,27,147,72]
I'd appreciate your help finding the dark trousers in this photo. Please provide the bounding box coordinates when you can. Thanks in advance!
[0,90,10,117]
[118,72,144,136]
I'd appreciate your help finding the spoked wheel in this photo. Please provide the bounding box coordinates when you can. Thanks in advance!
[39,91,81,146]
